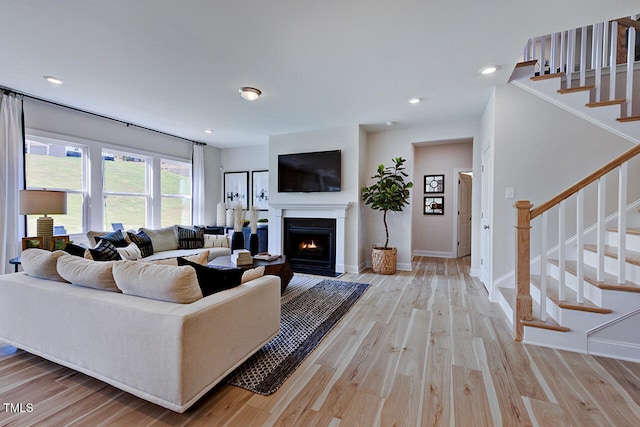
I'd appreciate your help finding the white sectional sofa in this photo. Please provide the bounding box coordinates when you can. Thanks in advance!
[0,253,281,412]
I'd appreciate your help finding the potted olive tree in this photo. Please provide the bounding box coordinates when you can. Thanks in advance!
[361,157,413,274]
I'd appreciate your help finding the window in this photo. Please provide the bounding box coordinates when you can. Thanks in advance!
[24,138,86,235]
[102,150,149,230]
[160,159,192,227]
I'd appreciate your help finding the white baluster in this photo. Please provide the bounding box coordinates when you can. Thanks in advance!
[560,30,567,74]
[550,33,557,74]
[597,176,606,282]
[540,36,546,75]
[594,22,603,102]
[558,201,566,301]
[540,212,548,321]
[567,29,575,89]
[603,21,610,68]
[618,163,627,284]
[626,28,636,117]
[580,26,587,87]
[591,23,597,69]
[610,21,618,102]
[576,189,585,304]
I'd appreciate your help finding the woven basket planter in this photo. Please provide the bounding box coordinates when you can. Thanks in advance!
[371,247,397,275]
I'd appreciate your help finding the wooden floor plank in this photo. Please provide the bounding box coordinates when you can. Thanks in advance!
[2,257,640,426]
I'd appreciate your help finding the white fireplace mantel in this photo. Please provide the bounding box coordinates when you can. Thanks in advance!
[269,202,351,273]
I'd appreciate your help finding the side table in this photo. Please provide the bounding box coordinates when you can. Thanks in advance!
[209,255,293,294]
[9,257,21,273]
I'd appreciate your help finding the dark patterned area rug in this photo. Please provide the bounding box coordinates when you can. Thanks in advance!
[225,275,370,395]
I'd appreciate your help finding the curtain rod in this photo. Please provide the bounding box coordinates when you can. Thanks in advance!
[1,86,206,146]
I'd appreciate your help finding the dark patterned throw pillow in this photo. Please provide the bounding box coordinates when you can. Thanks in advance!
[176,226,205,249]
[88,240,122,261]
[93,230,128,248]
[127,230,154,258]
[177,257,243,297]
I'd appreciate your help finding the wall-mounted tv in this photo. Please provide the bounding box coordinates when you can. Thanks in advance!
[278,150,341,193]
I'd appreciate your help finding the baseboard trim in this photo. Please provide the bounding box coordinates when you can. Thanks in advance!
[412,250,454,258]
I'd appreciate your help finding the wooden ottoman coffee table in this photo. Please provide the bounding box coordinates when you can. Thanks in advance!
[208,255,293,294]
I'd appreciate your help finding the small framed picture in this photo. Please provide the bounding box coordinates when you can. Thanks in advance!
[424,174,444,193]
[51,235,70,251]
[252,170,269,211]
[424,197,444,215]
[224,171,249,209]
[22,236,44,250]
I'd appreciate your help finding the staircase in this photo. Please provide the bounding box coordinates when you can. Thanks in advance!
[498,15,640,363]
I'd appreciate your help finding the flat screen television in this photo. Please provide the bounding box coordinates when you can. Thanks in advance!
[278,150,341,193]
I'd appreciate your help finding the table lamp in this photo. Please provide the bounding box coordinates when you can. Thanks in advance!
[20,190,67,250]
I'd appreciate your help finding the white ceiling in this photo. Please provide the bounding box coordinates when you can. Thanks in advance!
[0,1,636,148]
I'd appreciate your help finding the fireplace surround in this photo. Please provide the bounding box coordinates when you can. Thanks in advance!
[284,218,336,276]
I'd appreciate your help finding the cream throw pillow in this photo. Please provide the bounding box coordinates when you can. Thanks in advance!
[139,226,179,252]
[112,260,203,304]
[20,249,68,282]
[146,250,210,267]
[57,256,121,292]
[116,242,142,260]
[241,266,265,284]
[204,234,229,248]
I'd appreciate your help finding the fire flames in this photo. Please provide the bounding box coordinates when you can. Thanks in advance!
[299,240,318,250]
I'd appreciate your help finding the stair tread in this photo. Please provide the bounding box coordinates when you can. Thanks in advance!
[586,99,625,108]
[530,275,612,314]
[583,244,640,266]
[617,116,640,123]
[516,60,538,68]
[549,259,640,293]
[499,287,570,332]
[558,85,595,94]
[531,72,564,81]
[607,227,640,236]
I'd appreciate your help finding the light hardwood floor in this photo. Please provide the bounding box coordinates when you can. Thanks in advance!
[2,257,640,426]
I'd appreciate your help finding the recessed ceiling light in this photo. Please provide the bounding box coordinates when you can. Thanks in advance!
[408,97,422,104]
[204,129,213,134]
[386,121,396,126]
[480,66,498,75]
[43,75,63,85]
[239,87,261,101]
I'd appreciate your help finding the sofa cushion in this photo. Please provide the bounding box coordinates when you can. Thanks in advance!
[92,230,128,248]
[88,240,123,261]
[177,257,243,297]
[140,226,178,252]
[112,260,202,303]
[116,242,142,261]
[241,266,265,284]
[20,249,69,282]
[204,234,229,248]
[176,225,205,249]
[56,255,121,292]
[127,230,154,258]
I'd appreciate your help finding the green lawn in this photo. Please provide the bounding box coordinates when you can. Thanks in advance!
[25,154,191,234]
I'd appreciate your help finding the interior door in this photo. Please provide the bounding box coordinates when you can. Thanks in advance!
[457,172,472,257]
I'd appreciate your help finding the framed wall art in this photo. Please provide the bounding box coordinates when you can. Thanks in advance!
[424,174,444,193]
[224,171,249,209]
[51,235,70,251]
[424,196,444,215]
[251,170,269,211]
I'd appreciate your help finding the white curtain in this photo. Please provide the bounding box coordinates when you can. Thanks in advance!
[192,143,206,225]
[0,93,25,273]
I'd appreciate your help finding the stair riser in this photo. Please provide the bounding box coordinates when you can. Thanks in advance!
[547,262,604,305]
[530,285,616,330]
[524,327,587,353]
[583,250,640,284]
[606,232,640,253]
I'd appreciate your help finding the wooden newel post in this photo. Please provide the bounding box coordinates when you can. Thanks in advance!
[514,200,533,342]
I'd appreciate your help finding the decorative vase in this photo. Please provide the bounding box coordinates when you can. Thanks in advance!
[231,231,245,251]
[371,246,397,275]
[249,233,259,255]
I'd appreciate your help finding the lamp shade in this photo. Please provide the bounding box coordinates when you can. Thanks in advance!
[20,190,67,215]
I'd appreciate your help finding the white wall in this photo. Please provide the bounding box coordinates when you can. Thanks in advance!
[268,125,362,272]
[365,120,481,272]
[490,83,639,285]
[412,140,473,257]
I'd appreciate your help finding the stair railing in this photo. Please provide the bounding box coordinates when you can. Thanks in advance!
[514,143,640,341]
[522,15,639,118]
